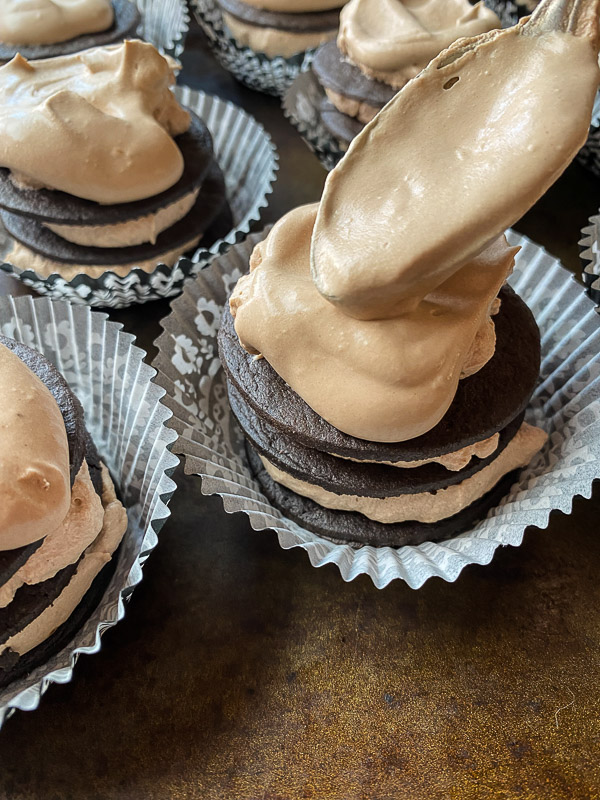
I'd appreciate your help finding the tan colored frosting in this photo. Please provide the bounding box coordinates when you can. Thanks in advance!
[325,87,380,123]
[313,18,600,320]
[45,189,200,248]
[232,3,600,445]
[0,0,114,45]
[0,343,70,551]
[241,0,344,12]
[0,41,190,204]
[337,0,500,88]
[231,203,514,443]
[261,422,547,524]
[0,464,127,658]
[0,461,104,608]
[223,12,337,57]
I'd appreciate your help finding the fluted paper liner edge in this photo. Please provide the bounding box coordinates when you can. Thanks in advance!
[580,210,600,306]
[0,296,179,726]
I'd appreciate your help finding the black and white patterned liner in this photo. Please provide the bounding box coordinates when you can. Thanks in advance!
[580,212,600,308]
[0,87,278,309]
[136,0,190,57]
[577,93,600,179]
[283,1,519,171]
[0,296,179,726]
[153,229,600,590]
[191,0,320,97]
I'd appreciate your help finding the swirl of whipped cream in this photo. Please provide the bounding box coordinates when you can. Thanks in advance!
[337,0,501,87]
[242,0,344,11]
[0,343,71,550]
[0,0,114,46]
[0,41,191,204]
[312,15,600,320]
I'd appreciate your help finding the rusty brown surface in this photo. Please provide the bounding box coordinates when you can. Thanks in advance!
[0,22,599,800]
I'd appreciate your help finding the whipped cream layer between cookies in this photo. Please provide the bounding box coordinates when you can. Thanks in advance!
[0,461,103,608]
[0,0,114,46]
[45,190,201,248]
[0,41,190,204]
[337,432,500,471]
[5,235,203,279]
[338,0,500,88]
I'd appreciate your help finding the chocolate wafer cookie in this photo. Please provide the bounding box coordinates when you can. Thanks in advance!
[0,338,127,686]
[218,284,541,464]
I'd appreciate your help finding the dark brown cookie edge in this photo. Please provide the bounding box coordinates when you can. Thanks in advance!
[247,442,520,548]
[229,379,525,497]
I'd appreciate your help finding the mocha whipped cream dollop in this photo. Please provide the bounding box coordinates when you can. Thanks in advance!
[0,41,190,204]
[232,5,600,444]
[0,343,71,550]
[338,0,500,87]
[0,0,114,45]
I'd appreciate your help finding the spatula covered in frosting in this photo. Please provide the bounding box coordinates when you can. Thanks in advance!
[311,0,600,320]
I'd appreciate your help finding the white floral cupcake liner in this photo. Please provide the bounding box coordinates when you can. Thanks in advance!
[0,87,278,309]
[580,211,600,307]
[136,0,190,57]
[0,296,179,726]
[153,228,600,590]
[191,0,322,97]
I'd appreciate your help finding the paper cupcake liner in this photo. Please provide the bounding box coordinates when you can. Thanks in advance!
[0,296,179,726]
[0,86,278,309]
[579,212,600,307]
[283,2,518,171]
[153,228,600,590]
[191,0,322,97]
[136,0,190,57]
